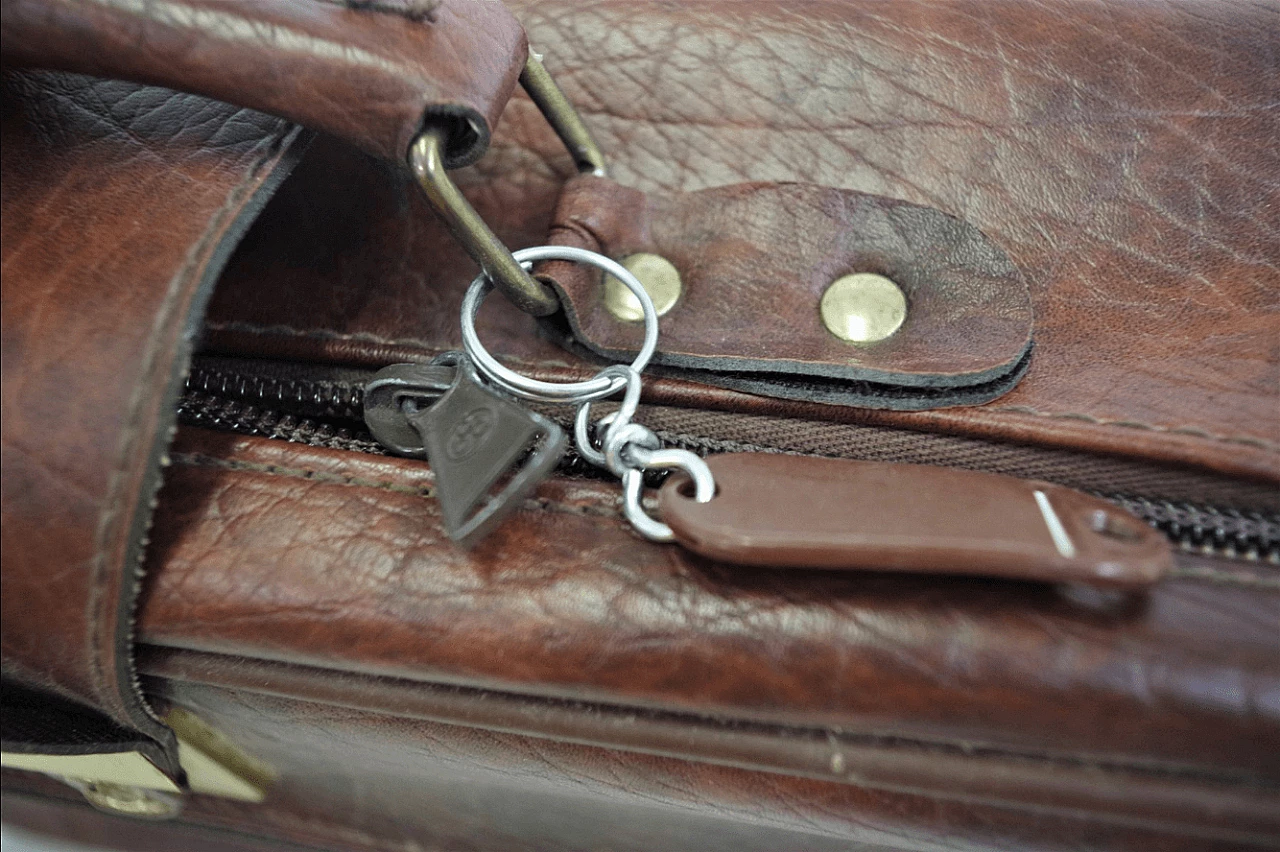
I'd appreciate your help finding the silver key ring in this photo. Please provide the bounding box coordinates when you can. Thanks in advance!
[460,246,659,403]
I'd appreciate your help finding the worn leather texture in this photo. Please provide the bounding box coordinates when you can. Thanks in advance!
[202,0,1280,480]
[110,426,1280,847]
[3,1,1278,848]
[136,664,1280,850]
[10,705,1268,852]
[535,175,1034,408]
[0,71,307,773]
[136,429,1280,780]
[1,0,527,166]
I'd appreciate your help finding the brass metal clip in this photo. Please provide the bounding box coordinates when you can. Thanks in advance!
[409,54,606,317]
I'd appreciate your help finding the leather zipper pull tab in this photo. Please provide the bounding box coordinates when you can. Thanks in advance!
[657,454,1172,588]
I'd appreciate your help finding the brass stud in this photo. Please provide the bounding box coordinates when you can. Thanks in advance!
[604,253,682,322]
[820,273,907,343]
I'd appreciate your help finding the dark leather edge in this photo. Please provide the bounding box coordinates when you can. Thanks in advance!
[542,314,1035,403]
[0,0,526,167]
[648,344,1033,410]
[104,126,315,775]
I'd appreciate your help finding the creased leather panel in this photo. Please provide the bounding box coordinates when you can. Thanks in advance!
[203,0,1280,478]
[0,72,306,770]
[133,648,1280,844]
[136,429,1280,781]
[11,714,1262,852]
[1,0,528,166]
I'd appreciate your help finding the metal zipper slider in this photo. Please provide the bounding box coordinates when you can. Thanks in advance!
[363,353,565,547]
[657,454,1173,588]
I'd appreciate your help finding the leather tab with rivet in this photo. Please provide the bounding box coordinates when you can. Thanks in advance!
[658,454,1173,588]
[535,176,1034,410]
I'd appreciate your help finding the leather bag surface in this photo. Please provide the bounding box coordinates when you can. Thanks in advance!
[3,1,1278,850]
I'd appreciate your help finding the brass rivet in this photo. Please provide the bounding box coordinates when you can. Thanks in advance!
[820,273,907,343]
[604,253,682,322]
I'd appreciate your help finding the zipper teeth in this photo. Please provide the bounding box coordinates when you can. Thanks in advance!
[185,368,365,420]
[1101,494,1280,564]
[178,390,384,453]
[175,391,611,481]
[178,369,1280,564]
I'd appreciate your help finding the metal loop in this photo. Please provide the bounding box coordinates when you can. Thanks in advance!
[520,54,607,177]
[573,366,644,468]
[410,130,559,316]
[622,450,716,542]
[411,56,604,316]
[574,407,614,468]
[604,423,661,479]
[462,246,658,403]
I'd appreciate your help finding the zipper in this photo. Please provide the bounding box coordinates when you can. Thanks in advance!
[179,357,1280,564]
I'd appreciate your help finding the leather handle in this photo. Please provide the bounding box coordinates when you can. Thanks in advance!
[0,0,528,167]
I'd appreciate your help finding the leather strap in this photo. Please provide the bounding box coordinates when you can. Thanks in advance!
[1,0,528,166]
[658,454,1172,586]
[535,176,1034,409]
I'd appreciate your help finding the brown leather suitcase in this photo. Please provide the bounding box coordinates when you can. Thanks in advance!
[3,1,1277,850]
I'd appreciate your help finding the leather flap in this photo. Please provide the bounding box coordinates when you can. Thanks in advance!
[537,175,1033,408]
[0,72,308,773]
[138,428,1280,783]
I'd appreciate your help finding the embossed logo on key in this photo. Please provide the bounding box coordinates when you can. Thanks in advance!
[363,353,566,547]
[446,407,497,461]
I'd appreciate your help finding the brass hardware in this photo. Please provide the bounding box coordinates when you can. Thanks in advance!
[66,779,183,820]
[604,254,682,322]
[410,129,560,316]
[2,710,273,812]
[520,53,607,177]
[820,273,907,343]
[165,708,274,803]
[410,53,607,317]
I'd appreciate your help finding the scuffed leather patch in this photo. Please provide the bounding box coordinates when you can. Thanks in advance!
[537,177,1033,409]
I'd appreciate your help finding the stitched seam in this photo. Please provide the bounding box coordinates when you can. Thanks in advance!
[1169,565,1280,589]
[146,648,1278,791]
[170,452,622,521]
[87,119,294,723]
[202,320,1276,452]
[203,319,580,370]
[990,405,1279,452]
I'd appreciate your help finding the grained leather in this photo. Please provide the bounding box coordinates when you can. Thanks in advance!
[202,0,1280,479]
[1,0,528,166]
[2,1,1276,847]
[136,428,1280,783]
[536,175,1034,407]
[0,72,306,772]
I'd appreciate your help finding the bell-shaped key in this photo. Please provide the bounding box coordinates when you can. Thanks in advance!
[364,352,565,547]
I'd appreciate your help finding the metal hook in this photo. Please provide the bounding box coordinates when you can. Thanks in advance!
[409,54,607,316]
